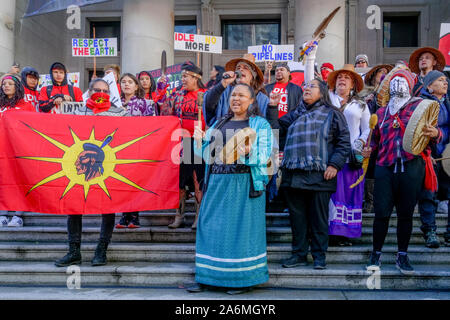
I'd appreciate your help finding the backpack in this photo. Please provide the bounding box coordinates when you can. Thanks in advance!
[46,85,75,101]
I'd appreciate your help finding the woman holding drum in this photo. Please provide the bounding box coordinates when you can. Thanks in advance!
[364,67,442,275]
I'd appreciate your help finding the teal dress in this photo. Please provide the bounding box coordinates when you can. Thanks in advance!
[193,115,274,288]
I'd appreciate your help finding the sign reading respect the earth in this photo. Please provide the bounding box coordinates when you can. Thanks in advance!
[174,32,222,54]
[248,44,295,62]
[72,38,118,57]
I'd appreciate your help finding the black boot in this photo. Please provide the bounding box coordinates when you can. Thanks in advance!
[91,241,109,266]
[55,242,81,267]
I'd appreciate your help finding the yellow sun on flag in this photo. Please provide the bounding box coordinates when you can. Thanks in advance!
[19,122,161,200]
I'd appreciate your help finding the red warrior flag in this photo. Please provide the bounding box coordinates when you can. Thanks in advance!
[0,112,181,214]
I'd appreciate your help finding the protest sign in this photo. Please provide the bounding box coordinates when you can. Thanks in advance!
[287,61,305,87]
[439,23,450,70]
[82,72,122,108]
[38,72,80,91]
[248,44,295,62]
[149,63,183,96]
[72,38,117,57]
[174,33,222,54]
[58,102,85,115]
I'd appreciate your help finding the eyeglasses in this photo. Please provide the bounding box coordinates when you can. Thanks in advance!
[303,83,319,89]
[92,88,110,94]
[356,60,367,64]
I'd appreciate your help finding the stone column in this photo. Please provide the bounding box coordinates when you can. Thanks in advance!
[122,0,174,74]
[294,0,346,68]
[0,0,15,73]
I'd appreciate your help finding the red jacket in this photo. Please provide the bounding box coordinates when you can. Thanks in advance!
[23,87,40,112]
[38,84,83,113]
[0,99,35,113]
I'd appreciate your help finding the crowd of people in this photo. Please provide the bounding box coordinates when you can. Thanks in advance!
[0,43,449,294]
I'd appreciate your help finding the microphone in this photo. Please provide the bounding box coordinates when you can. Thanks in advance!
[223,70,242,80]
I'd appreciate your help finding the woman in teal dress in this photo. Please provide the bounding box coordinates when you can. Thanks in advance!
[188,83,274,294]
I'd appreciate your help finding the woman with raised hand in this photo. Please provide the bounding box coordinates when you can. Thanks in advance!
[267,78,351,270]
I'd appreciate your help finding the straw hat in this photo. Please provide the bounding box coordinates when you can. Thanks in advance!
[408,47,446,74]
[364,64,394,86]
[327,64,364,93]
[225,54,264,87]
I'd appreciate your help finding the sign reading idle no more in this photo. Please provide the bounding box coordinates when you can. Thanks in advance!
[174,32,222,54]
[248,44,295,62]
[72,38,118,57]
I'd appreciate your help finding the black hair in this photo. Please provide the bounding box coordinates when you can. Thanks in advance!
[306,78,335,108]
[0,75,24,109]
[138,71,157,93]
[227,83,261,117]
[88,78,110,92]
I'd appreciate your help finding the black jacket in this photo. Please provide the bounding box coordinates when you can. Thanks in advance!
[265,81,303,113]
[266,101,351,192]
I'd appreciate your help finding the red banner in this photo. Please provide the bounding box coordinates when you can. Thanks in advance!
[439,24,450,68]
[0,112,181,214]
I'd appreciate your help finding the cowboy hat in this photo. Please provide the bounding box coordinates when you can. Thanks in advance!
[327,64,364,93]
[364,64,394,86]
[408,47,446,74]
[225,53,264,87]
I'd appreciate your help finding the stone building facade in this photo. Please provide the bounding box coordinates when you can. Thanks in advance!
[0,0,448,88]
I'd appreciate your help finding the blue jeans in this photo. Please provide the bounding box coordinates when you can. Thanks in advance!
[418,189,437,234]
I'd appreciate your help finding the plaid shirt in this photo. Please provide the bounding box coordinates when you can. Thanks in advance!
[371,98,441,167]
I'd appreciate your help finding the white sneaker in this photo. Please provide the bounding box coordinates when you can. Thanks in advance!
[437,201,448,214]
[0,216,8,227]
[7,216,23,227]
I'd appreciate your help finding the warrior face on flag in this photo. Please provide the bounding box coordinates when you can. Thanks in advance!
[75,144,105,181]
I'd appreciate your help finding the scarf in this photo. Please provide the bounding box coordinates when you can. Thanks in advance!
[387,76,411,116]
[86,92,111,114]
[283,101,333,171]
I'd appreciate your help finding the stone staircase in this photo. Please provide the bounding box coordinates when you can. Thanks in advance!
[0,202,448,290]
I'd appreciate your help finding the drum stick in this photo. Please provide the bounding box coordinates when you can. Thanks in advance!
[434,156,450,162]
[196,92,204,149]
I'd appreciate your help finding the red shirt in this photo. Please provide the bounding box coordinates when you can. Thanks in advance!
[177,89,207,136]
[23,87,40,111]
[0,99,35,113]
[38,84,83,113]
[272,82,289,118]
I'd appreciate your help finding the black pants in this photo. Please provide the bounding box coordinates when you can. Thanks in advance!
[67,214,115,244]
[372,157,425,253]
[284,188,332,261]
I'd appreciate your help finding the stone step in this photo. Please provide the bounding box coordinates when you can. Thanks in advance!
[0,226,446,244]
[5,212,448,228]
[0,261,447,290]
[0,242,448,265]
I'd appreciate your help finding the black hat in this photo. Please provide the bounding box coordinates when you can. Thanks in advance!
[181,61,202,78]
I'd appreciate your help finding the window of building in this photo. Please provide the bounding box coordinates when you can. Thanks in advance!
[175,20,197,34]
[222,20,281,50]
[88,70,105,83]
[383,14,419,47]
[90,21,121,51]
